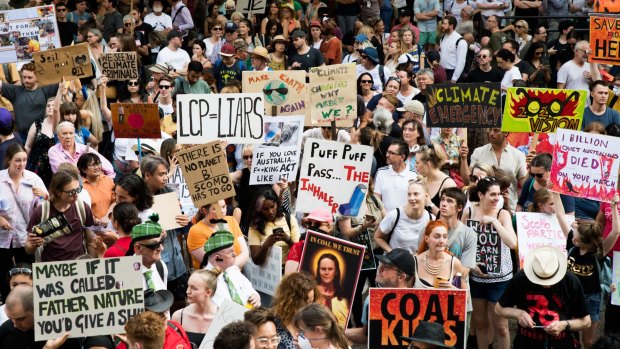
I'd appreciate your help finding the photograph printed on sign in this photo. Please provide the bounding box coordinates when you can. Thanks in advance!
[250,115,304,185]
[0,6,61,64]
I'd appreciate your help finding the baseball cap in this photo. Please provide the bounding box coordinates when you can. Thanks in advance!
[355,33,368,42]
[376,248,415,277]
[225,21,238,32]
[220,43,235,57]
[397,100,425,115]
[166,29,183,41]
[310,20,321,28]
[398,7,412,17]
[0,108,13,132]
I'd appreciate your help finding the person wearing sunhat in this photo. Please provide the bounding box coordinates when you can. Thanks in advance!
[268,35,288,70]
[495,246,591,348]
[355,46,391,93]
[203,230,261,308]
[250,47,272,72]
[289,29,324,72]
[402,321,454,348]
[132,214,168,292]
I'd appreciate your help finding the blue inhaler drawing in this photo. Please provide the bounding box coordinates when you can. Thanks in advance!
[338,184,367,217]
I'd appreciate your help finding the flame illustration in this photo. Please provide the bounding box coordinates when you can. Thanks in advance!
[509,89,581,119]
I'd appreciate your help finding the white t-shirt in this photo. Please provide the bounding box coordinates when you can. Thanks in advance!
[379,207,433,254]
[203,37,221,60]
[501,66,521,95]
[557,60,593,92]
[144,13,173,32]
[156,47,191,71]
[356,64,392,93]
[302,128,351,146]
[374,165,418,213]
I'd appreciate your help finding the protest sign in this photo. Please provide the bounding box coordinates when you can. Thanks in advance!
[152,192,182,231]
[501,87,586,133]
[99,52,139,80]
[590,15,620,65]
[237,0,266,16]
[0,6,61,64]
[550,128,620,202]
[340,229,377,270]
[299,230,365,328]
[242,70,307,117]
[594,0,620,12]
[613,252,620,305]
[242,245,282,296]
[177,93,265,144]
[111,103,160,139]
[466,220,501,274]
[250,115,303,184]
[168,166,198,218]
[297,139,373,217]
[33,256,143,341]
[308,63,357,125]
[176,141,235,208]
[33,43,93,85]
[368,288,467,349]
[199,300,248,349]
[516,212,569,268]
[426,83,502,128]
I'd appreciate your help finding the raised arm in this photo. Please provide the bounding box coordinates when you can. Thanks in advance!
[552,191,571,237]
[603,194,620,256]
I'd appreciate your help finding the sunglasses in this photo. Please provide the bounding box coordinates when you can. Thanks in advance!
[535,51,543,55]
[159,85,171,89]
[243,155,253,160]
[529,172,545,178]
[361,80,373,84]
[128,81,139,86]
[388,77,401,83]
[263,87,288,95]
[469,175,480,182]
[139,240,163,250]
[124,23,132,27]
[63,186,83,196]
[57,8,67,12]
[212,27,222,31]
[477,54,488,59]
[9,268,32,277]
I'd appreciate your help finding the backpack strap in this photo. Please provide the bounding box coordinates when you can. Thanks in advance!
[42,200,50,222]
[285,212,292,231]
[155,260,165,281]
[76,198,86,226]
[389,208,400,235]
[378,65,386,87]
[171,5,187,24]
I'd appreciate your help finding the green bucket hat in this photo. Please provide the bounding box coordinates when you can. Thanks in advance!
[131,214,162,242]
[204,231,234,257]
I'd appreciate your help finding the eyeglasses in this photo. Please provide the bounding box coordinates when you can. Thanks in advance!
[124,23,132,27]
[361,80,373,84]
[529,172,545,179]
[212,27,222,31]
[63,186,83,196]
[256,336,281,348]
[387,150,402,156]
[128,81,139,86]
[477,54,488,59]
[469,175,480,182]
[263,87,288,95]
[57,8,67,12]
[578,48,592,54]
[139,240,163,250]
[88,162,102,168]
[243,155,253,160]
[159,85,171,89]
[9,268,32,277]
[535,51,543,55]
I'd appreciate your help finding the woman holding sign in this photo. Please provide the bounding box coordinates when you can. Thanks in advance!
[461,177,517,349]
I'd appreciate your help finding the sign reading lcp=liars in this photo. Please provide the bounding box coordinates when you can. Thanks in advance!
[426,83,502,128]
[176,140,236,208]
[309,63,357,125]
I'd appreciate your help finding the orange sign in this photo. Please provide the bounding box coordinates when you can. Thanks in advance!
[111,103,161,139]
[590,15,620,65]
[594,0,620,13]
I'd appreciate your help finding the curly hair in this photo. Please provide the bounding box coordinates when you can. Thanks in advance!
[124,311,165,349]
[214,321,256,349]
[272,272,318,326]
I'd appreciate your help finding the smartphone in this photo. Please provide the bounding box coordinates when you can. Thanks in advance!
[273,227,285,235]
[542,55,550,66]
[434,276,450,288]
[532,325,545,329]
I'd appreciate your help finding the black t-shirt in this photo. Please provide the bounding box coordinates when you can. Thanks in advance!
[567,230,601,294]
[516,60,535,78]
[0,320,82,349]
[499,271,588,349]
[135,22,154,43]
[57,21,78,47]
[464,67,504,83]
[288,47,324,72]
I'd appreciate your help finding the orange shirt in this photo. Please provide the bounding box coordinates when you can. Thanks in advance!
[320,36,342,65]
[82,174,115,220]
[187,216,243,269]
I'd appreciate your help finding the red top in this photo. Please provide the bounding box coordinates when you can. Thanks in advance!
[104,236,132,258]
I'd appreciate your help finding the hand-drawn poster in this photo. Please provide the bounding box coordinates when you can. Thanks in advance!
[299,230,365,328]
[368,288,467,349]
[199,300,248,349]
[516,212,571,268]
[242,70,307,117]
[590,15,620,65]
[426,83,502,128]
[111,103,160,139]
[242,245,282,296]
[594,0,620,13]
[297,139,373,217]
[550,128,620,202]
[250,115,303,184]
[0,6,60,64]
[33,43,93,85]
[33,256,143,341]
[308,63,357,125]
[99,52,139,80]
[501,87,586,133]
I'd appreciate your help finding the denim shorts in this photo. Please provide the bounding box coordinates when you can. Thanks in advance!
[584,292,601,322]
[470,279,509,303]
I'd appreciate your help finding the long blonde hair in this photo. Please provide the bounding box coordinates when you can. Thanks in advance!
[81,88,104,141]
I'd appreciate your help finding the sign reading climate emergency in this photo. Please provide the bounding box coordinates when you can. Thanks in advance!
[426,83,502,128]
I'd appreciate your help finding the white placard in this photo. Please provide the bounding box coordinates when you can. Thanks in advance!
[516,212,573,268]
[242,245,282,296]
[199,300,248,349]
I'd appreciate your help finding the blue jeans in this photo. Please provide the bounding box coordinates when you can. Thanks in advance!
[380,0,392,33]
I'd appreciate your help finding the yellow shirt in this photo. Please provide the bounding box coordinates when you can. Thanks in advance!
[248,215,300,263]
[187,216,243,270]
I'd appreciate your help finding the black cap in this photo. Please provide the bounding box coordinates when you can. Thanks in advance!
[376,248,415,277]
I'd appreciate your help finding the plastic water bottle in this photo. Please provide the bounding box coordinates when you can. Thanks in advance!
[452,272,462,288]
[33,195,43,208]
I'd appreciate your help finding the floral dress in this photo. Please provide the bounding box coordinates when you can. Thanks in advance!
[26,119,54,187]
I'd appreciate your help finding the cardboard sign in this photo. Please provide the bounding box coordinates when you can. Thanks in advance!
[590,15,620,65]
[99,52,139,80]
[33,256,143,341]
[237,0,266,15]
[176,141,235,208]
[467,220,501,274]
[242,70,307,117]
[550,128,620,202]
[111,103,161,139]
[297,139,373,217]
[168,166,198,218]
[501,87,586,133]
[299,230,365,328]
[199,300,248,349]
[242,245,282,296]
[612,252,620,305]
[308,63,357,125]
[426,83,502,128]
[594,0,620,12]
[0,6,61,64]
[368,288,467,349]
[516,212,569,268]
[250,115,304,184]
[152,192,182,231]
[33,43,93,85]
[176,93,265,144]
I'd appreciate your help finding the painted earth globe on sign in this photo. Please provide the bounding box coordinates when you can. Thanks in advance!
[263,80,289,106]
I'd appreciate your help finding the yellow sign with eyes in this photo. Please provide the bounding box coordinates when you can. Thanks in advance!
[501,87,586,133]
